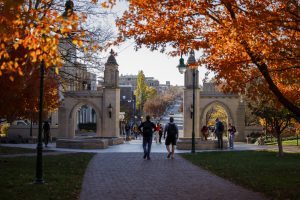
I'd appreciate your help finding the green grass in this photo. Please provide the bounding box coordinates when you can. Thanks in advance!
[0,146,55,155]
[265,139,300,146]
[182,151,300,200]
[0,153,94,200]
[0,146,38,155]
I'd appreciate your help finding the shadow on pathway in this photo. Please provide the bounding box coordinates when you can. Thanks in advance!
[80,153,266,200]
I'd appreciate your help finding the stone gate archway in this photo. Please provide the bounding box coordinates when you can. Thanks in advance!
[200,100,234,129]
[183,69,245,142]
[58,91,103,138]
[58,50,120,139]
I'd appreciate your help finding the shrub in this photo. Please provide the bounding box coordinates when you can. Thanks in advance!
[78,123,96,132]
[0,123,10,137]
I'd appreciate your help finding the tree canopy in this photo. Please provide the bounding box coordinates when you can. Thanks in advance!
[113,0,300,118]
[0,0,113,121]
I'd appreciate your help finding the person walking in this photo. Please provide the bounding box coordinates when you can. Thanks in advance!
[43,121,50,147]
[164,117,178,159]
[201,125,209,140]
[228,123,236,149]
[125,122,131,141]
[138,115,156,160]
[214,118,224,149]
[132,124,139,140]
[154,123,160,143]
[158,123,163,144]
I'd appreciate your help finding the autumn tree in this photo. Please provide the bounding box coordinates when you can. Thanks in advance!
[144,86,182,118]
[205,105,227,127]
[0,0,113,76]
[146,86,157,100]
[0,67,58,122]
[250,101,295,157]
[134,70,147,114]
[113,0,300,119]
[0,0,114,121]
[143,96,165,118]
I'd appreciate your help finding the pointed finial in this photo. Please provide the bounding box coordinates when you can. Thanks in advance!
[106,49,118,66]
[190,49,195,56]
[62,0,74,17]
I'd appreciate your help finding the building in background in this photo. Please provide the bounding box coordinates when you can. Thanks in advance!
[119,74,160,91]
[158,81,171,93]
[50,37,98,126]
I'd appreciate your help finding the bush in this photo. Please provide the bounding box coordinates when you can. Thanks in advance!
[78,123,96,132]
[0,123,10,137]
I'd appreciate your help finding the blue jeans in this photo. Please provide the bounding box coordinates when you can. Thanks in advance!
[229,134,234,148]
[143,136,152,158]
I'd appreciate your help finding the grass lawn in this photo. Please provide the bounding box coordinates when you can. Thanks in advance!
[266,139,300,146]
[0,153,94,200]
[182,151,300,200]
[0,146,54,155]
[0,146,37,155]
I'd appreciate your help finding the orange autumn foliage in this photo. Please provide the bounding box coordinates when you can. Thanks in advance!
[0,66,59,122]
[0,0,108,76]
[0,0,110,121]
[113,0,300,118]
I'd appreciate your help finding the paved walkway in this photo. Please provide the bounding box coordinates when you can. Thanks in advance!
[1,141,299,153]
[80,153,266,200]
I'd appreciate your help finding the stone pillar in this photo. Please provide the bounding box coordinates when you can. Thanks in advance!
[102,49,120,138]
[58,101,69,138]
[182,68,200,138]
[236,101,246,141]
[183,89,200,138]
[102,88,120,137]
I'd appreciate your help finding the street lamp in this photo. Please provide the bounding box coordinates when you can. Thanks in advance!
[35,60,45,184]
[176,50,197,153]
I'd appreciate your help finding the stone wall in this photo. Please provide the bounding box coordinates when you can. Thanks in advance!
[7,125,58,142]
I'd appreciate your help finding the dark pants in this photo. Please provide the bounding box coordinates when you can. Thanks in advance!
[44,131,50,147]
[143,136,152,158]
[217,133,223,149]
[159,132,162,143]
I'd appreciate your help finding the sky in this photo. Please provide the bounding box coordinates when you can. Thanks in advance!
[103,2,209,86]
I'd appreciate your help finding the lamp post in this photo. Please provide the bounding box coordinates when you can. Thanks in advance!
[35,60,45,184]
[176,50,197,153]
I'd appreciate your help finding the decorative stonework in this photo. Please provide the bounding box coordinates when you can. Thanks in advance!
[57,50,121,148]
[183,79,246,143]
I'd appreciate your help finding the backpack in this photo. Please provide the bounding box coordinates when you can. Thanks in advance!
[143,121,153,137]
[218,122,224,132]
[232,126,236,133]
[167,123,177,137]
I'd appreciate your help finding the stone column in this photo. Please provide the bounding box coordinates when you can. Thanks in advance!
[102,88,120,137]
[182,68,200,138]
[102,49,120,138]
[58,101,69,138]
[236,101,246,141]
[183,88,200,138]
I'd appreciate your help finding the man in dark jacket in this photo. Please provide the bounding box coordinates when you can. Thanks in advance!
[138,115,156,160]
[164,117,178,159]
[214,118,224,149]
[43,121,50,147]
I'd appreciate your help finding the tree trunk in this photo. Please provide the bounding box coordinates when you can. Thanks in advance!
[276,131,284,157]
[241,41,300,120]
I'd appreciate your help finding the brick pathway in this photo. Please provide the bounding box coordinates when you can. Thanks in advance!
[80,153,266,200]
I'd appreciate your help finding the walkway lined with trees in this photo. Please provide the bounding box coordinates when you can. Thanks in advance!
[80,153,266,200]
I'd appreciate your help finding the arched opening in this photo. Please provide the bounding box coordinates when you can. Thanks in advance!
[76,105,97,137]
[200,101,234,140]
[68,101,102,138]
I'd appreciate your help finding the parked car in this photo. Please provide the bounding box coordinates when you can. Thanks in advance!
[12,120,30,126]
